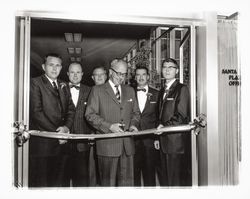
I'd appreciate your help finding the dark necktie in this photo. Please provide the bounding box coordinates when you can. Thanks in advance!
[52,81,63,114]
[115,85,121,103]
[137,88,146,92]
[52,81,59,93]
[70,84,80,90]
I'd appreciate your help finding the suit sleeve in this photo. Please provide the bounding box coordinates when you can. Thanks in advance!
[64,86,75,130]
[85,87,112,134]
[129,89,140,128]
[163,86,190,126]
[30,79,55,131]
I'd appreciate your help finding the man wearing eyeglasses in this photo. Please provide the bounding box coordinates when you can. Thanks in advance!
[156,58,191,186]
[88,66,107,186]
[85,58,140,186]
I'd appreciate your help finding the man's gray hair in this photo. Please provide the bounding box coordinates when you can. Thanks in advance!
[110,58,127,69]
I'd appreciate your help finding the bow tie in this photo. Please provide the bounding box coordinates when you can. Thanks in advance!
[137,88,146,92]
[70,85,80,90]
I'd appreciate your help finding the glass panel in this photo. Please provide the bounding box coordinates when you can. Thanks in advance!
[161,38,167,60]
[175,30,181,39]
[160,30,170,60]
[183,38,190,87]
[175,40,180,59]
[151,32,156,71]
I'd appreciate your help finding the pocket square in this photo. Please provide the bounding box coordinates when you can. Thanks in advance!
[84,102,87,105]
[166,98,174,100]
[150,101,156,103]
[127,99,133,102]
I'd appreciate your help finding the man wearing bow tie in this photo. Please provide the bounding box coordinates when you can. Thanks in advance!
[157,58,191,186]
[133,66,160,186]
[85,58,140,186]
[64,62,92,186]
[29,53,75,187]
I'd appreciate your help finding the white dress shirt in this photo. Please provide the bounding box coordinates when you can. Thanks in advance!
[137,85,148,113]
[69,83,80,106]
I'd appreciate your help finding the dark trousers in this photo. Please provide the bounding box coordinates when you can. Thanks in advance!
[98,152,134,186]
[134,141,161,186]
[64,149,90,187]
[159,152,192,186]
[29,155,67,187]
[89,144,100,186]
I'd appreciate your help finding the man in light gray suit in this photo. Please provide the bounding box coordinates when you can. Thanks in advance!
[85,58,140,186]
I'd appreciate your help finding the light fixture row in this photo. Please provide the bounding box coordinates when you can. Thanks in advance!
[65,33,82,63]
[67,47,82,54]
[70,57,81,62]
[64,33,82,42]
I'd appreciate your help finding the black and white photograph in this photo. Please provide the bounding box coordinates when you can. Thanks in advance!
[1,0,250,198]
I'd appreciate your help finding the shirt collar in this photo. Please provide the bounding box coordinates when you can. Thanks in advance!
[45,74,58,86]
[109,79,120,89]
[165,78,176,89]
[69,82,81,87]
[137,84,149,93]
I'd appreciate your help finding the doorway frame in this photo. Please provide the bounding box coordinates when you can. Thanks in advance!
[14,11,205,187]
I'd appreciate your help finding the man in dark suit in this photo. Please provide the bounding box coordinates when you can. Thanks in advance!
[133,66,160,186]
[85,58,140,186]
[29,53,75,187]
[157,58,191,186]
[64,62,92,187]
[88,66,108,186]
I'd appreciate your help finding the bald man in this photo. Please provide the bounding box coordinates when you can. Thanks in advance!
[64,62,92,186]
[85,58,140,186]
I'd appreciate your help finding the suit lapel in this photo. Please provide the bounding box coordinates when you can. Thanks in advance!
[76,84,84,108]
[120,85,127,107]
[134,88,142,114]
[105,82,121,106]
[159,80,179,119]
[141,87,151,114]
[76,84,89,108]
[159,88,165,119]
[57,80,66,112]
[41,75,58,96]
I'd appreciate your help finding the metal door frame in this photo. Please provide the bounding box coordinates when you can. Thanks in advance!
[14,15,30,187]
[14,11,204,186]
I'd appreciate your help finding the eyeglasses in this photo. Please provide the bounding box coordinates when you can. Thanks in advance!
[163,66,178,70]
[93,73,106,77]
[110,68,127,77]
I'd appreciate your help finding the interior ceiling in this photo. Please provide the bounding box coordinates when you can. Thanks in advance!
[30,18,156,85]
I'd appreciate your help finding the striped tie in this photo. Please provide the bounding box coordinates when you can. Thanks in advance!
[115,85,121,103]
